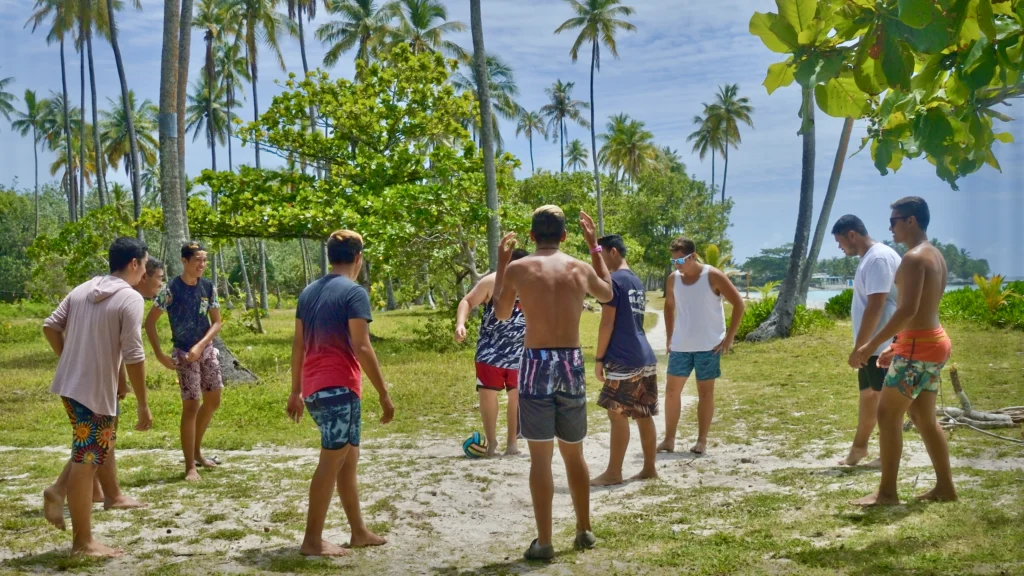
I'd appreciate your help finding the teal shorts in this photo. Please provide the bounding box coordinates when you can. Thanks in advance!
[304,387,361,450]
[667,351,721,381]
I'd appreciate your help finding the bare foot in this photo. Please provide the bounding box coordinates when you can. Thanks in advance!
[630,468,658,481]
[915,486,958,503]
[104,494,147,510]
[850,491,900,507]
[43,487,66,531]
[590,471,624,487]
[185,468,201,482]
[484,444,497,458]
[300,540,349,557]
[92,488,105,503]
[838,447,869,466]
[503,443,521,457]
[71,540,123,558]
[656,439,675,453]
[195,455,218,468]
[350,530,387,548]
[864,458,882,469]
[690,440,706,455]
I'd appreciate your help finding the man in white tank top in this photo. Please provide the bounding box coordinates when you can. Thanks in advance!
[658,237,745,455]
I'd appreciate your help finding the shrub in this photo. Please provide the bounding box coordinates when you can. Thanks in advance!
[0,320,41,345]
[734,296,776,341]
[825,289,853,319]
[939,282,1024,330]
[792,306,836,335]
[413,305,479,353]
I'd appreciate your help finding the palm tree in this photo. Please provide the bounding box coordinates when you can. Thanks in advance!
[384,0,466,59]
[100,92,158,191]
[656,145,685,174]
[515,109,547,173]
[194,0,231,173]
[104,0,145,233]
[316,0,391,71]
[158,0,188,274]
[555,0,636,235]
[566,139,589,171]
[468,0,498,274]
[10,90,45,235]
[709,83,754,203]
[186,76,234,156]
[687,103,724,191]
[450,54,521,149]
[27,0,78,222]
[0,71,16,128]
[76,0,111,207]
[599,114,655,186]
[214,39,250,172]
[237,0,286,313]
[540,79,589,173]
[50,121,98,195]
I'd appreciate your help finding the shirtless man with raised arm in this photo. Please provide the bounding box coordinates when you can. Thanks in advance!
[850,196,957,507]
[492,206,613,561]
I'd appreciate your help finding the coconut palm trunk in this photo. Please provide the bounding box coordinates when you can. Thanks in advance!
[588,39,604,235]
[176,0,194,236]
[206,34,220,299]
[797,117,854,305]
[720,135,729,204]
[79,34,86,218]
[33,123,39,235]
[105,0,144,236]
[159,0,188,276]
[85,8,106,207]
[528,133,535,173]
[59,38,76,222]
[470,0,500,272]
[296,4,319,179]
[249,51,270,313]
[747,87,815,341]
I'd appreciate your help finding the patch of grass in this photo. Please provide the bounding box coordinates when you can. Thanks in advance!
[203,512,228,524]
[206,527,250,541]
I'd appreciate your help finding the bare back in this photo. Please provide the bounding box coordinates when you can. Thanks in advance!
[509,251,593,349]
[896,242,947,331]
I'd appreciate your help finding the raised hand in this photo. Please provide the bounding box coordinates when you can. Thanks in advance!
[580,211,598,248]
[497,232,517,270]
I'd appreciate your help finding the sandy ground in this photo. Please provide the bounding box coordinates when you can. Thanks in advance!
[4,311,1022,574]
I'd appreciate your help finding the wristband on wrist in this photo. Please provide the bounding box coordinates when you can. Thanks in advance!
[595,357,604,363]
[589,245,603,254]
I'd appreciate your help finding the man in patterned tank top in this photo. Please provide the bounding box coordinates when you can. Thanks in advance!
[455,249,529,457]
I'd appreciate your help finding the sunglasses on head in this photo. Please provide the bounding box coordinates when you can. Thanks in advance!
[670,254,695,266]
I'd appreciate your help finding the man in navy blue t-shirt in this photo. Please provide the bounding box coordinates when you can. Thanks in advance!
[591,234,659,487]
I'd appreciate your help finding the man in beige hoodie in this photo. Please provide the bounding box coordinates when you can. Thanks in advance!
[42,237,154,558]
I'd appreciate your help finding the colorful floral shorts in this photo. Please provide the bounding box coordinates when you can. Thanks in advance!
[62,397,116,465]
[884,356,946,400]
[173,345,224,401]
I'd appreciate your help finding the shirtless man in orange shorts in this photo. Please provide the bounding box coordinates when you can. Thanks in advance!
[850,197,957,507]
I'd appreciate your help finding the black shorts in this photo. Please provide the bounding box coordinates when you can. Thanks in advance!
[858,356,887,392]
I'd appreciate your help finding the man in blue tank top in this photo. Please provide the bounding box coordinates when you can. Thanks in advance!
[660,237,745,455]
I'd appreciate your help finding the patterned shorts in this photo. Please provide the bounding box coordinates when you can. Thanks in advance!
[518,348,587,444]
[173,345,224,401]
[597,364,659,419]
[884,356,945,400]
[305,387,362,450]
[667,350,722,381]
[62,397,116,465]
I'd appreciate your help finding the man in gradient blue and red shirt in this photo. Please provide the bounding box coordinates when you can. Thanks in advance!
[287,229,395,557]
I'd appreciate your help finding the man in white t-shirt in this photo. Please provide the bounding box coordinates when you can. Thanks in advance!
[832,215,901,466]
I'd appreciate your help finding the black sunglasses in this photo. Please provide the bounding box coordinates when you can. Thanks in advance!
[889,216,910,227]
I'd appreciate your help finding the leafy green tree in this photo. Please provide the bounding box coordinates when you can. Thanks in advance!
[540,79,589,173]
[0,188,35,302]
[515,109,547,173]
[566,138,589,171]
[555,0,636,236]
[740,244,794,285]
[10,90,47,236]
[316,0,392,71]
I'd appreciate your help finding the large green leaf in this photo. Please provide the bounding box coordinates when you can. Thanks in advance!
[962,38,998,90]
[898,0,934,28]
[994,132,1015,143]
[794,51,846,87]
[911,54,945,98]
[917,107,955,156]
[750,12,796,53]
[854,33,889,95]
[881,34,915,90]
[977,0,997,40]
[872,138,898,175]
[815,75,871,118]
[777,0,817,34]
[764,60,797,94]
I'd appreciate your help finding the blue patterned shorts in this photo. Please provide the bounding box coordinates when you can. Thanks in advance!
[668,350,722,381]
[304,387,361,450]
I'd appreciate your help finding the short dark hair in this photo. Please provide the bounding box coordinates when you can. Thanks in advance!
[891,196,930,231]
[146,257,165,276]
[181,241,206,261]
[598,234,627,256]
[511,249,529,262]
[669,237,696,256]
[327,229,363,264]
[531,205,566,244]
[108,237,148,273]
[831,214,868,237]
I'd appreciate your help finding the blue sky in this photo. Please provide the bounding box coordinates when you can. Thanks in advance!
[2,0,1022,276]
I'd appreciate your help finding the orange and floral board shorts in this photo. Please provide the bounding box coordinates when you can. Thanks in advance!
[62,397,116,465]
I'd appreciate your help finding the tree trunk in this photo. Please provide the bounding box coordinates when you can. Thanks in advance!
[320,239,328,277]
[236,238,255,309]
[79,35,86,218]
[258,240,269,312]
[176,0,194,237]
[85,14,106,207]
[470,0,500,273]
[299,238,310,286]
[226,82,234,172]
[747,87,816,342]
[205,35,217,174]
[797,117,854,306]
[721,135,728,205]
[560,118,565,173]
[386,277,397,310]
[529,134,535,173]
[33,129,39,236]
[159,0,188,276]
[60,40,76,222]
[589,40,605,236]
[297,5,319,180]
[105,0,144,238]
[711,149,715,193]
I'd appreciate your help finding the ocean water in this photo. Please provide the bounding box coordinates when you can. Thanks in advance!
[742,286,968,309]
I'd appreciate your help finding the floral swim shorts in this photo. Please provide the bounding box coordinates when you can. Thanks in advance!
[62,396,116,465]
[884,356,946,400]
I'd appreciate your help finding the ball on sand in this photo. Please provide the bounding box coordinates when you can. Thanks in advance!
[462,431,488,458]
